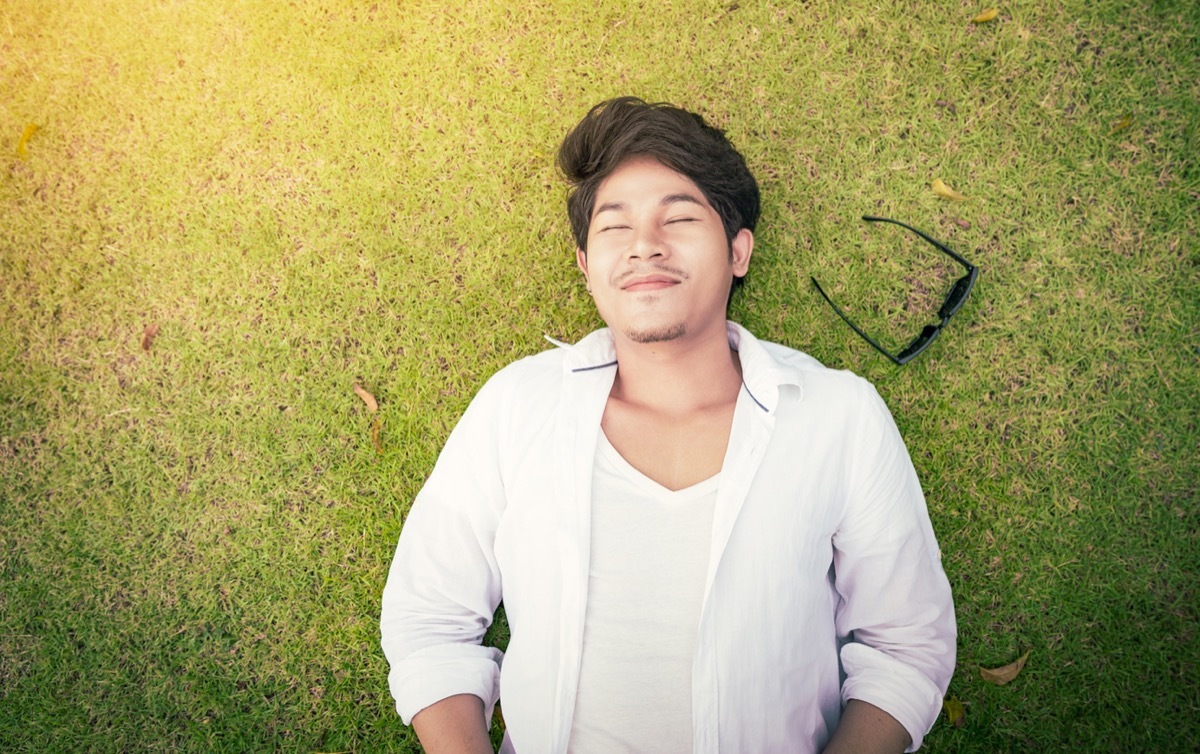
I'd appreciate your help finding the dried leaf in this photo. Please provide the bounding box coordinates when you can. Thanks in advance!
[943,697,966,727]
[16,123,40,160]
[972,8,999,23]
[370,415,382,454]
[980,650,1031,685]
[1108,115,1133,135]
[932,178,969,201]
[353,383,378,413]
[141,323,160,351]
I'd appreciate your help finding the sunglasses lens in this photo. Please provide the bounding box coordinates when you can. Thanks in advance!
[938,270,976,319]
[896,324,941,363]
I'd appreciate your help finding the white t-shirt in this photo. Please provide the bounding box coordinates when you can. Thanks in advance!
[567,431,718,753]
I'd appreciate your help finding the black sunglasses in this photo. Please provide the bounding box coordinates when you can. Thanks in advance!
[810,216,978,365]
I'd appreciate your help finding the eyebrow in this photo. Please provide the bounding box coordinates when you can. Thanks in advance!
[592,192,707,219]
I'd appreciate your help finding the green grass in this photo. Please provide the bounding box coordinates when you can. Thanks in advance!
[1,0,1197,750]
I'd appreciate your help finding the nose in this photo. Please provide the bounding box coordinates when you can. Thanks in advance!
[629,223,667,261]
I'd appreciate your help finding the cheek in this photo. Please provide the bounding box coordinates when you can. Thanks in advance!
[584,251,618,280]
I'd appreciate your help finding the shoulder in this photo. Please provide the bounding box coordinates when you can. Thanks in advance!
[470,345,569,405]
[782,348,879,405]
[435,346,570,454]
[762,341,903,450]
[493,344,569,380]
[733,322,880,411]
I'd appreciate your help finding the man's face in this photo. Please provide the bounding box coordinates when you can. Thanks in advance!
[576,157,752,345]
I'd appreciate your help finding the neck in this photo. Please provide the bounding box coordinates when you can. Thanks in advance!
[610,322,743,413]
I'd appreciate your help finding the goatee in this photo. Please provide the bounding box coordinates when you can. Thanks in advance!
[625,322,687,343]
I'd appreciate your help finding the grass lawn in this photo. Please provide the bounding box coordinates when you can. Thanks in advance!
[1,0,1197,750]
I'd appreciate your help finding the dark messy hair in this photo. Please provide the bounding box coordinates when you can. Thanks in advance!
[557,97,761,256]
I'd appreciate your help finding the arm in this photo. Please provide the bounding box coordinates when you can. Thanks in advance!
[380,376,509,728]
[832,381,957,751]
[412,694,493,754]
[822,699,911,754]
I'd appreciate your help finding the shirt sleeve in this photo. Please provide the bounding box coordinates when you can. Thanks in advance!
[832,379,957,751]
[379,374,509,727]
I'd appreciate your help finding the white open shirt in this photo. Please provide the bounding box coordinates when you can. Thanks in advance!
[380,322,956,753]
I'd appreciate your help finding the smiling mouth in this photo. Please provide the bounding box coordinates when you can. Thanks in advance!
[624,280,677,292]
[620,273,682,292]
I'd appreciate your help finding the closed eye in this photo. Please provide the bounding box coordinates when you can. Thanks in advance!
[599,224,631,233]
[666,217,698,225]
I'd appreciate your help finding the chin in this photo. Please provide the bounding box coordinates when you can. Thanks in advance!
[624,322,687,343]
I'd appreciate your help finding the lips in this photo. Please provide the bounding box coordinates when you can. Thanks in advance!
[621,273,680,292]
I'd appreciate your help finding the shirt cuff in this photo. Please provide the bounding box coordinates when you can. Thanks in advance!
[840,642,944,751]
[387,643,503,726]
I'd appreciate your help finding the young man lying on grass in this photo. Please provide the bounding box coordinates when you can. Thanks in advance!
[381,96,956,753]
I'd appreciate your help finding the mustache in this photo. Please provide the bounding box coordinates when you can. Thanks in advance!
[613,264,690,285]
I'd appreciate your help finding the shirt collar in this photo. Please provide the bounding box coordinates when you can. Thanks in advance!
[554,321,804,414]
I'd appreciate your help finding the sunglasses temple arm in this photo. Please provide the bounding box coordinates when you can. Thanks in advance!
[861,215,977,271]
[809,277,904,365]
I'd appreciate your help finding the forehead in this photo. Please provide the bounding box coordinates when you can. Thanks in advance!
[592,157,710,213]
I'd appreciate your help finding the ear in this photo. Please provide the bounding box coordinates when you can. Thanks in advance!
[730,228,753,277]
[576,248,589,280]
